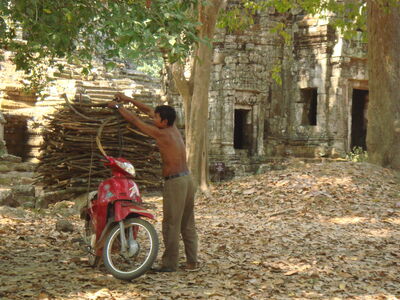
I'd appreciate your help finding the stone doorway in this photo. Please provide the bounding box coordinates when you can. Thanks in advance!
[351,89,369,150]
[234,108,251,150]
[4,114,29,161]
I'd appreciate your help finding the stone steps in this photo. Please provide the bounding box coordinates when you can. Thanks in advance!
[0,100,35,111]
[86,93,116,101]
[0,154,38,208]
[75,81,118,102]
[75,80,159,104]
[76,83,117,91]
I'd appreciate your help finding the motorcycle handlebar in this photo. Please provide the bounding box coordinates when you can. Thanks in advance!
[93,152,109,163]
[93,152,105,159]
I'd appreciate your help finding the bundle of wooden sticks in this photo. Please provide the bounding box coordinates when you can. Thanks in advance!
[35,96,162,202]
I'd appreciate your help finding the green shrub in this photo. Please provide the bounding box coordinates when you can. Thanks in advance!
[346,146,368,162]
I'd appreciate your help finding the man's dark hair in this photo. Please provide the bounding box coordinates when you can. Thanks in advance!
[155,105,176,126]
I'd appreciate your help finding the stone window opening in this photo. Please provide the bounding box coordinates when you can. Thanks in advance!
[351,89,369,150]
[234,108,251,150]
[301,88,318,126]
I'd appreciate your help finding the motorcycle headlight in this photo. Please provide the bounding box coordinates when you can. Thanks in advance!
[115,161,136,177]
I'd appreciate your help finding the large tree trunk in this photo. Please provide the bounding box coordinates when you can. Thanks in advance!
[171,0,225,192]
[367,1,400,170]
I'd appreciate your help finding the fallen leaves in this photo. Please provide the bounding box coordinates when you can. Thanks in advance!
[0,160,400,299]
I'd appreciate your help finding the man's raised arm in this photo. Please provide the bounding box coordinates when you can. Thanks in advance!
[108,100,161,139]
[115,92,154,118]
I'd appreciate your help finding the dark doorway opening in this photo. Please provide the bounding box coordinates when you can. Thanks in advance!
[301,88,318,126]
[4,114,29,161]
[234,109,251,149]
[351,89,369,150]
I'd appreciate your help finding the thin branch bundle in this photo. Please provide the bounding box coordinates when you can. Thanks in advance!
[36,99,162,201]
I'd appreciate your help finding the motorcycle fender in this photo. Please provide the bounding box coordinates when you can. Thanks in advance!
[114,201,155,222]
[98,178,141,204]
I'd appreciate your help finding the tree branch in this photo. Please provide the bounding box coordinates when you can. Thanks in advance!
[171,62,192,105]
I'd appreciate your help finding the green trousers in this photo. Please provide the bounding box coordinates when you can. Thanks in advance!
[161,174,198,270]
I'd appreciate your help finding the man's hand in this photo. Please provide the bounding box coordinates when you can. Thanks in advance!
[114,92,154,118]
[108,101,121,109]
[114,92,131,103]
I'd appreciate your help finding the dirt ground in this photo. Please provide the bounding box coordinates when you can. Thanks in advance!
[1,160,400,300]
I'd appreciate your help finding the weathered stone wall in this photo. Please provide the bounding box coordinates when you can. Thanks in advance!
[0,112,6,156]
[208,9,367,177]
[206,8,289,176]
[288,16,368,159]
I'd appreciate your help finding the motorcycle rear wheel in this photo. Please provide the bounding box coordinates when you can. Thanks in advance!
[103,218,158,280]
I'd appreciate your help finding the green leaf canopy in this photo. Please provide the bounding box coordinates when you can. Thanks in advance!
[0,0,200,74]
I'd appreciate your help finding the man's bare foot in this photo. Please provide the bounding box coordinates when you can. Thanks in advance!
[150,266,176,273]
[182,262,200,272]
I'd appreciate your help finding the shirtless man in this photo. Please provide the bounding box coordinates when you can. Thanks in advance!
[108,93,198,272]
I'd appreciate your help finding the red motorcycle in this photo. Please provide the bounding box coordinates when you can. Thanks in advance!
[83,155,159,280]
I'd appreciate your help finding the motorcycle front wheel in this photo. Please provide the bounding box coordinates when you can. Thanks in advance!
[103,218,159,280]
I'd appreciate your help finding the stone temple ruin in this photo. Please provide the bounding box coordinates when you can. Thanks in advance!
[0,8,368,180]
[203,8,368,177]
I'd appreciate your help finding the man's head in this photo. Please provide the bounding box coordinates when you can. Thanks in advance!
[154,105,176,127]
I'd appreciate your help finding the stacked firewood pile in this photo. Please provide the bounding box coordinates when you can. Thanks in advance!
[36,96,162,202]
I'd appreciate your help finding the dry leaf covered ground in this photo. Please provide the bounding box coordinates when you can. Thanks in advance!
[1,160,400,300]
